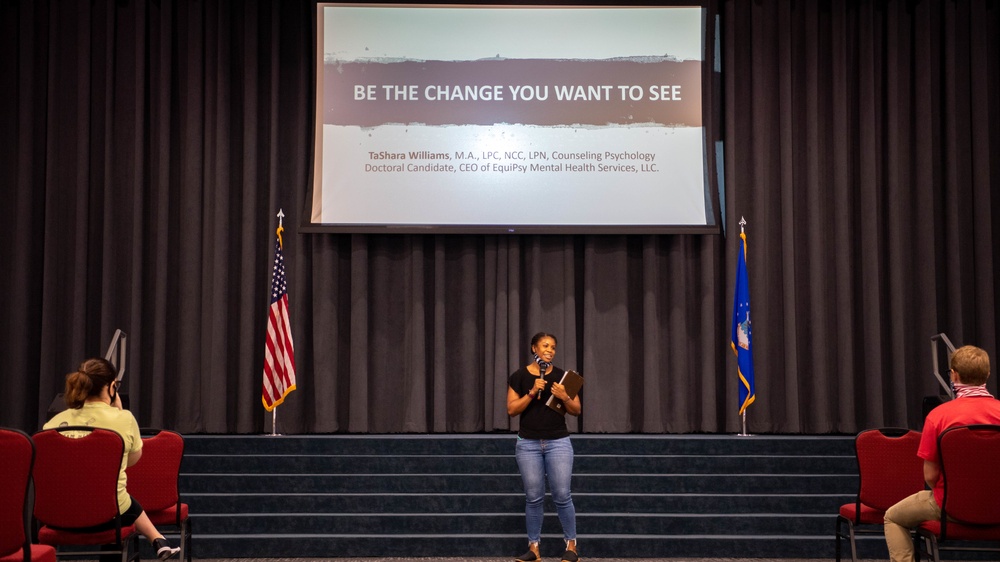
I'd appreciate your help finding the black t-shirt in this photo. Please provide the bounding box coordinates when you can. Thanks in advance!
[508,366,570,440]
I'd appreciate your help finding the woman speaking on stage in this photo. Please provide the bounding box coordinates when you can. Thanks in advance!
[506,332,582,562]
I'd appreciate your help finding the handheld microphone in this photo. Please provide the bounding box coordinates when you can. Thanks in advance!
[532,352,551,400]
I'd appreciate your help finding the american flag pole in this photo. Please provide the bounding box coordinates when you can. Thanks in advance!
[270,210,281,436]
[270,209,283,437]
[734,216,754,437]
[739,219,747,438]
[263,208,296,436]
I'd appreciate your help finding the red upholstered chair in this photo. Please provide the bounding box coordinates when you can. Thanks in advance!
[126,429,191,562]
[0,428,56,562]
[31,427,139,562]
[834,427,924,562]
[916,424,1000,561]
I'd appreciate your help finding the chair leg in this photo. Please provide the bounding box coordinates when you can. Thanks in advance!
[914,531,937,562]
[834,516,858,562]
[848,522,858,562]
[927,534,939,562]
[180,519,191,562]
[835,517,842,562]
[116,537,134,562]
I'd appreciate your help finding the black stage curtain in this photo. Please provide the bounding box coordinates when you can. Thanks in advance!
[1,0,997,434]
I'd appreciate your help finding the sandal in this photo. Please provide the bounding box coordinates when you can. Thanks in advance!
[515,543,541,562]
[561,539,579,562]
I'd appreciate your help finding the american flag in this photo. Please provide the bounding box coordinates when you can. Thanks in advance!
[262,223,296,411]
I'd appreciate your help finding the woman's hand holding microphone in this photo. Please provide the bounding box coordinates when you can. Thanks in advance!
[528,377,547,399]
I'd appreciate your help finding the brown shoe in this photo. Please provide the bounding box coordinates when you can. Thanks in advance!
[561,539,579,562]
[515,542,541,562]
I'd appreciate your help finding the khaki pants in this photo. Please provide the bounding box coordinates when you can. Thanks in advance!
[883,490,941,562]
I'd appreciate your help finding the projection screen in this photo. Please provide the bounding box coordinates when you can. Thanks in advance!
[310,3,718,234]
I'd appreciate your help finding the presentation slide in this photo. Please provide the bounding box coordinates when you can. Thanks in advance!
[312,4,713,233]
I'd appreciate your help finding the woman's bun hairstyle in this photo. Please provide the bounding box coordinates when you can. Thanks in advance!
[63,358,117,409]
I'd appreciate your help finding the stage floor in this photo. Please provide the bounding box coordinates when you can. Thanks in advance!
[78,555,882,561]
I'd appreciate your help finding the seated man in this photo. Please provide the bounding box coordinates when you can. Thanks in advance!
[883,344,1000,562]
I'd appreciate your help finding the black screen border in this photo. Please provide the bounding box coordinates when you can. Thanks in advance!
[302,0,722,235]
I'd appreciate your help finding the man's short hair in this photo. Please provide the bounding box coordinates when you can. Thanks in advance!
[950,345,991,386]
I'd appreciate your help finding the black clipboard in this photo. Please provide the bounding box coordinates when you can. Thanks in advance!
[545,370,583,415]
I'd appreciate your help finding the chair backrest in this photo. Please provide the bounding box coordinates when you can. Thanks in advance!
[854,427,925,511]
[32,426,126,529]
[0,427,34,557]
[126,429,184,513]
[938,424,1000,526]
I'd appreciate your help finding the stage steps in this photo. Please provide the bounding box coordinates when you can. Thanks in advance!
[179,433,885,559]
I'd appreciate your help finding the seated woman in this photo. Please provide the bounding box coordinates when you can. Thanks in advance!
[44,358,181,560]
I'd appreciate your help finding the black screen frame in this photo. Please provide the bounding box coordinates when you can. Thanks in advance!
[302,0,723,235]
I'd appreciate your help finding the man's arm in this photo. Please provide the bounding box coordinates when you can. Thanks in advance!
[923,459,940,489]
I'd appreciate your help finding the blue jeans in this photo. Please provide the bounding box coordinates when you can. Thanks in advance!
[515,436,577,544]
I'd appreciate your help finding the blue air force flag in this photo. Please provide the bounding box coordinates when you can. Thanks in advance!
[731,230,756,415]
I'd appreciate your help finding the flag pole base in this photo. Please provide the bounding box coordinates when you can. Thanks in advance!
[267,408,282,436]
[737,411,753,436]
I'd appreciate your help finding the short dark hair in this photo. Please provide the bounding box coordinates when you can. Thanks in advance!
[530,332,558,348]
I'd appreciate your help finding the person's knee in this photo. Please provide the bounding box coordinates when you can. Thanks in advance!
[548,471,573,500]
[550,487,574,508]
[549,483,570,500]
[523,482,545,505]
[884,503,902,526]
[525,494,544,507]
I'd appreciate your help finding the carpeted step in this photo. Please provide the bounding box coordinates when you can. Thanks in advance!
[182,434,855,456]
[192,511,836,536]
[177,434,864,559]
[180,471,856,495]
[181,453,855,474]
[190,532,889,559]
[184,491,849,515]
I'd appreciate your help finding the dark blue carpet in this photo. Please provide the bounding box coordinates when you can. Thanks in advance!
[179,434,886,559]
